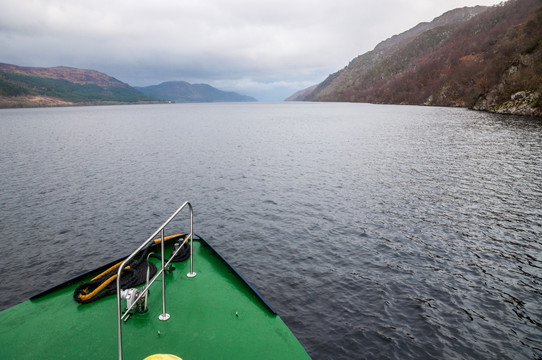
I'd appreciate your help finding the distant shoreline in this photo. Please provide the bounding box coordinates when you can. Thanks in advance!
[2,95,540,119]
[0,95,168,109]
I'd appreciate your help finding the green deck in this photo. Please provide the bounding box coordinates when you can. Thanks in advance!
[0,239,310,360]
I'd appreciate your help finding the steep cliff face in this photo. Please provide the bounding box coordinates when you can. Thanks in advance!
[296,0,542,117]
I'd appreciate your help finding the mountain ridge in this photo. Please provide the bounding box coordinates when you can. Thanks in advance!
[287,5,490,102]
[290,0,542,117]
[0,63,127,88]
[0,64,257,108]
[0,63,156,107]
[136,81,257,103]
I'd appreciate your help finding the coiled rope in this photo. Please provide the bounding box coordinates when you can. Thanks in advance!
[73,234,190,304]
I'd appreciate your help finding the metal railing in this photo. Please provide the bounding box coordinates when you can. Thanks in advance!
[116,201,195,360]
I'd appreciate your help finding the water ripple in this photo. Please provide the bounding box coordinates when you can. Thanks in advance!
[1,104,541,359]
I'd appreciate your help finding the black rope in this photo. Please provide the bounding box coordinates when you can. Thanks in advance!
[148,240,190,263]
[73,237,190,304]
[171,241,190,262]
[73,260,157,304]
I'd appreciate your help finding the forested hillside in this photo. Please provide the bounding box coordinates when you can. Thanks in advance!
[292,0,542,117]
[0,64,155,107]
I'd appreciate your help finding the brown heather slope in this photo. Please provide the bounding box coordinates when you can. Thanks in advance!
[0,63,127,88]
[294,0,542,117]
[0,63,156,108]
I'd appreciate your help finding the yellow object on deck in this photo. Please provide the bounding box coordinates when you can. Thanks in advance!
[77,266,130,302]
[153,233,186,244]
[144,355,182,360]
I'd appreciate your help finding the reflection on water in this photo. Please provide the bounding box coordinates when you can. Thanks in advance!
[1,103,541,359]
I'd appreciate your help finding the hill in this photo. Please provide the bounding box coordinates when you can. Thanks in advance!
[292,0,542,117]
[136,81,257,103]
[0,63,156,108]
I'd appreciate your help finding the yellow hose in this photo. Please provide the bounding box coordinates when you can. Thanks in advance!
[153,233,186,244]
[78,266,130,302]
[76,233,185,302]
[90,233,183,282]
[91,261,124,281]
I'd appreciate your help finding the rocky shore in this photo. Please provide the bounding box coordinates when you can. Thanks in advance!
[473,91,541,118]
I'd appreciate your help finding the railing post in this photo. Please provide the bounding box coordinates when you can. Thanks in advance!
[187,203,196,278]
[117,283,123,360]
[158,228,170,321]
[117,201,194,359]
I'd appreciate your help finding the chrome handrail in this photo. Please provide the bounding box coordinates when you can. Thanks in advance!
[116,201,195,360]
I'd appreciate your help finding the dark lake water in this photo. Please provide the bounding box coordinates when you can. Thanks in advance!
[1,102,541,359]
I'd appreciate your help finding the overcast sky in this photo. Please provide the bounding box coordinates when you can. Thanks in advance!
[1,0,500,101]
